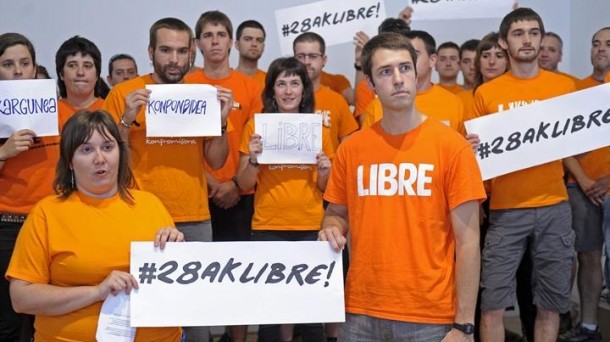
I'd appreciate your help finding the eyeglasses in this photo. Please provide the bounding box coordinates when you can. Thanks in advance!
[295,53,323,61]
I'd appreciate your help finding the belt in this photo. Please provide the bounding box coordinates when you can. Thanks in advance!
[0,212,27,223]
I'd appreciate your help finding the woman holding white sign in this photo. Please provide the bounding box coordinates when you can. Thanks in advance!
[236,57,333,342]
[6,110,184,342]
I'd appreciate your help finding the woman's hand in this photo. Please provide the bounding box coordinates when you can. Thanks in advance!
[154,227,185,249]
[95,270,139,300]
[249,133,262,164]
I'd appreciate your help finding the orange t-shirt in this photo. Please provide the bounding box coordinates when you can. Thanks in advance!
[185,69,262,191]
[239,117,334,231]
[353,79,376,118]
[324,119,485,323]
[458,89,476,122]
[473,69,575,209]
[315,86,359,153]
[579,75,603,90]
[250,69,267,89]
[606,72,610,83]
[361,84,465,134]
[6,190,180,342]
[0,98,103,214]
[556,71,581,88]
[439,83,464,95]
[102,74,211,222]
[320,71,351,95]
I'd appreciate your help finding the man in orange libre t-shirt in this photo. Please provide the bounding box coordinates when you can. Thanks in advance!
[319,32,485,341]
[473,9,577,342]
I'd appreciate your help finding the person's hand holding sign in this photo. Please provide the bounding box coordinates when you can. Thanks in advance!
[215,85,234,128]
[0,129,36,161]
[124,88,151,125]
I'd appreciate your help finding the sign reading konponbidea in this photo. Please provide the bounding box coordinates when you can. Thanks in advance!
[465,83,610,180]
[407,0,514,21]
[255,113,323,164]
[0,79,58,138]
[145,84,221,137]
[275,0,386,56]
[130,241,344,327]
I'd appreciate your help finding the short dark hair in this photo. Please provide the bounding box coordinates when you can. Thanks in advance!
[54,110,134,203]
[378,18,410,36]
[195,11,233,40]
[149,17,193,51]
[405,30,436,57]
[460,39,480,59]
[236,20,266,40]
[436,41,460,55]
[0,32,36,65]
[592,27,610,44]
[55,36,103,98]
[108,53,138,76]
[361,32,418,85]
[293,32,326,55]
[544,32,563,51]
[262,57,314,113]
[499,7,545,42]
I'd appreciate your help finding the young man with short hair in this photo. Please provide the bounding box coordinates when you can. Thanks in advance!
[436,41,463,94]
[474,8,576,342]
[459,39,480,91]
[319,31,484,341]
[234,19,266,87]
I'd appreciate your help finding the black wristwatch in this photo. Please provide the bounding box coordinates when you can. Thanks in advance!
[452,322,475,335]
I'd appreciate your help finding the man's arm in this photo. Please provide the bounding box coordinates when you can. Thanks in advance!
[0,129,35,171]
[449,200,480,332]
[318,203,349,252]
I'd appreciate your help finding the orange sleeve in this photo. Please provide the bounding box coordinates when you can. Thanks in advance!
[354,80,375,118]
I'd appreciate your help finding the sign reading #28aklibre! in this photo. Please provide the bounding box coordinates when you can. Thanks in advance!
[465,83,610,180]
[130,241,345,327]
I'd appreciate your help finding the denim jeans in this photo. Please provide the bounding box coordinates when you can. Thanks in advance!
[339,313,451,342]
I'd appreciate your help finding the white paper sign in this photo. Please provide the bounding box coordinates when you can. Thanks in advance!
[255,113,323,164]
[0,79,58,138]
[96,292,136,342]
[407,0,514,21]
[145,84,220,137]
[130,241,344,327]
[465,83,610,180]
[275,0,387,56]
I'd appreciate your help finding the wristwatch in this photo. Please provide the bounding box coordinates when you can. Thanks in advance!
[452,322,475,335]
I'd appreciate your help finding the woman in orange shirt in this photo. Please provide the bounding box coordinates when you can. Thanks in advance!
[7,110,183,342]
[236,57,332,342]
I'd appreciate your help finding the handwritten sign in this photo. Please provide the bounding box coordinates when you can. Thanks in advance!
[145,84,220,137]
[130,241,344,327]
[255,113,323,164]
[407,0,514,21]
[0,79,58,138]
[465,83,610,180]
[275,0,386,56]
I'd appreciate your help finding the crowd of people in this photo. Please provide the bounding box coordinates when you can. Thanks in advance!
[0,4,609,342]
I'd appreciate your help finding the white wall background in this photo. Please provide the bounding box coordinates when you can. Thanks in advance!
[0,0,607,84]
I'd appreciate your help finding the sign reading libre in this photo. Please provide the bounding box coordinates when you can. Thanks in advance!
[255,113,323,164]
[145,84,221,137]
[130,241,344,327]
[0,79,58,138]
[465,84,610,180]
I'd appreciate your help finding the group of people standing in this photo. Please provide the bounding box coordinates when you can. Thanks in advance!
[0,4,609,342]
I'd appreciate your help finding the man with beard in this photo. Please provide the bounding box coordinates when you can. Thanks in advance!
[473,8,576,342]
[580,27,610,89]
[102,16,231,269]
[234,19,266,87]
[184,11,262,342]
